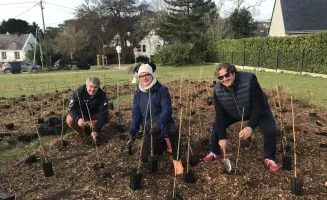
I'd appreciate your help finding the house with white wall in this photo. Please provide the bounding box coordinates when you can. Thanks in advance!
[0,33,37,63]
[269,0,327,37]
[138,30,164,60]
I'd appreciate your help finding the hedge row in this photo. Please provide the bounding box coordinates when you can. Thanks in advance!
[208,32,327,74]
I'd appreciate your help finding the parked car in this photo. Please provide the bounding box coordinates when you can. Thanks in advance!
[1,61,41,74]
[54,59,90,70]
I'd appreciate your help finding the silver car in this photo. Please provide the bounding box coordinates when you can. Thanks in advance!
[1,61,41,74]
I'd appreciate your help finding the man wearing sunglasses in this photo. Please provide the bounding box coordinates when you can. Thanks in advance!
[203,62,280,171]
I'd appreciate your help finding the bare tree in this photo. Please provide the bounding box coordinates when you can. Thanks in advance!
[54,24,89,59]
[222,0,265,17]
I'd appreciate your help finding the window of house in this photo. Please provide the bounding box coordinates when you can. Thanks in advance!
[143,45,146,52]
[15,52,20,59]
[1,52,7,59]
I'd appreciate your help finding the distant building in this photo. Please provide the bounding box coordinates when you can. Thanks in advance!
[137,30,165,60]
[254,19,271,37]
[0,33,37,63]
[269,0,327,36]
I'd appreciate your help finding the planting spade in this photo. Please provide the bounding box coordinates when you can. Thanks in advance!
[0,193,15,200]
[129,168,142,191]
[222,148,232,174]
[282,155,292,170]
[42,159,54,177]
[290,96,304,196]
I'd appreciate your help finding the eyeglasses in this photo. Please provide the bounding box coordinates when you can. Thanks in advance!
[217,73,231,80]
[139,73,152,79]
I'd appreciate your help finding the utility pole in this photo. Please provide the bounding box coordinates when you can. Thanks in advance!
[33,27,38,65]
[40,0,46,68]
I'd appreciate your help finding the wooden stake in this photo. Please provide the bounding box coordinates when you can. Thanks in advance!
[85,103,99,161]
[173,108,183,199]
[291,96,297,178]
[235,107,244,174]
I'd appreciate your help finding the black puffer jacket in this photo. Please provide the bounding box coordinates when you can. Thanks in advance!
[214,72,268,139]
[68,84,109,133]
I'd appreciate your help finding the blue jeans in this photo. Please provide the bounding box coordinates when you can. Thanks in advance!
[211,105,277,160]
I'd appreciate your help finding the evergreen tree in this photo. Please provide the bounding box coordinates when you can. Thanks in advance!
[158,0,216,43]
[229,8,256,39]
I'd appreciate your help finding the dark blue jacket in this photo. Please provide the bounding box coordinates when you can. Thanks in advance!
[68,85,109,133]
[130,82,174,137]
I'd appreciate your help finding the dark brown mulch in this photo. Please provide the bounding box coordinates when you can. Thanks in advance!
[0,80,327,199]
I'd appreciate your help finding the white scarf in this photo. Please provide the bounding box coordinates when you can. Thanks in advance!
[139,78,157,93]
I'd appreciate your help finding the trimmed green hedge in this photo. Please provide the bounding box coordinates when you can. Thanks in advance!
[208,32,327,74]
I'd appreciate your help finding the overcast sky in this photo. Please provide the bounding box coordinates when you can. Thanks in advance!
[0,0,275,29]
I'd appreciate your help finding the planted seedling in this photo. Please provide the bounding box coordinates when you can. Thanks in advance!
[308,82,317,117]
[85,103,105,171]
[167,109,183,200]
[184,101,196,183]
[129,99,151,191]
[58,98,68,148]
[234,108,245,175]
[148,91,158,173]
[27,97,53,177]
[290,96,303,196]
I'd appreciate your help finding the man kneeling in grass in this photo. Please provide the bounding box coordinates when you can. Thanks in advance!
[66,77,114,141]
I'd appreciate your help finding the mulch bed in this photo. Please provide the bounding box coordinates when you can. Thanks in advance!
[0,80,326,199]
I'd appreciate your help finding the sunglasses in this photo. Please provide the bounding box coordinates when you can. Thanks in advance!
[139,73,152,79]
[217,73,231,80]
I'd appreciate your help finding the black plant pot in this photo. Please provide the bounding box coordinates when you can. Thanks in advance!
[25,155,38,164]
[148,155,158,172]
[167,192,183,200]
[183,171,196,183]
[0,193,15,200]
[282,155,292,170]
[190,155,199,167]
[5,123,14,130]
[42,161,54,177]
[130,168,142,191]
[93,162,105,171]
[37,118,44,124]
[207,97,213,106]
[309,112,317,117]
[291,177,304,196]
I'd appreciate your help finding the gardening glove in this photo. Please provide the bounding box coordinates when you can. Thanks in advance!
[150,123,161,138]
[239,127,253,139]
[173,160,184,175]
[78,118,85,127]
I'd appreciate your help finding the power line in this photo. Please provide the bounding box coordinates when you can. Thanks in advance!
[43,2,75,10]
[13,3,39,19]
[0,2,37,6]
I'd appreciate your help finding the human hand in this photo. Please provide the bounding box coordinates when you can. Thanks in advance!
[239,127,253,139]
[150,123,161,136]
[91,132,98,141]
[219,139,228,155]
[78,118,85,127]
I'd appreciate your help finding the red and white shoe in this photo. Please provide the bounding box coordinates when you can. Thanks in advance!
[203,152,219,162]
[264,159,280,171]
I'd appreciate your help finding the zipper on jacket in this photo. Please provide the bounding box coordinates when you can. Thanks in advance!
[227,87,242,117]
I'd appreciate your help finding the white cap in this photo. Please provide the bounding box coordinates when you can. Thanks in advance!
[138,64,154,78]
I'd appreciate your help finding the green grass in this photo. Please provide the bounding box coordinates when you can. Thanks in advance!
[0,136,56,170]
[0,64,326,107]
